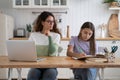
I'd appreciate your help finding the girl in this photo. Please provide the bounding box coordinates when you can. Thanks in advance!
[27,11,62,80]
[67,22,98,80]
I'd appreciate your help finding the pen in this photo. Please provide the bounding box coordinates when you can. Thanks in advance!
[78,47,84,53]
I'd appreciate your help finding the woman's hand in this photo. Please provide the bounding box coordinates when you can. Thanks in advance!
[42,30,50,36]
[45,32,50,36]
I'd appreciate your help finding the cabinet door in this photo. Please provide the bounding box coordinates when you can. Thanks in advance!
[96,40,120,79]
[32,0,50,8]
[13,0,31,8]
[57,41,73,79]
[51,0,68,8]
[97,40,120,56]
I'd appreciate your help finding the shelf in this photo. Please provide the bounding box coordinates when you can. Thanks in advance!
[10,37,120,41]
[61,37,70,41]
[109,7,120,10]
[9,37,28,40]
[96,37,120,41]
[10,37,71,41]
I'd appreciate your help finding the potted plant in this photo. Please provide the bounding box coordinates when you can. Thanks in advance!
[104,0,116,3]
[26,24,32,32]
[26,24,32,37]
[104,0,119,7]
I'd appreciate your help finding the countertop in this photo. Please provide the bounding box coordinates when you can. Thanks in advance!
[10,37,120,41]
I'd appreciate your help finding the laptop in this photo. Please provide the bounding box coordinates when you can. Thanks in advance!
[6,40,45,62]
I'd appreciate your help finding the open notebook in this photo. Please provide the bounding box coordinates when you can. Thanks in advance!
[72,55,96,60]
[72,54,105,60]
[6,40,45,62]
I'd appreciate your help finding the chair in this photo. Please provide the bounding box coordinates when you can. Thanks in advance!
[8,68,22,80]
[95,68,105,80]
[95,46,106,80]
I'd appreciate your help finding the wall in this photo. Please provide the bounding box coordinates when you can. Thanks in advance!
[0,0,118,38]
[0,0,120,79]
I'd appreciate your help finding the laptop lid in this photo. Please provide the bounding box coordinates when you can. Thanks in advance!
[6,40,37,61]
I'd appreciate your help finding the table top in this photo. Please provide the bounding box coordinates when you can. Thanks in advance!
[1,56,120,68]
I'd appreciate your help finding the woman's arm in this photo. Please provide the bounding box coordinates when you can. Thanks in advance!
[67,45,86,58]
[48,36,58,56]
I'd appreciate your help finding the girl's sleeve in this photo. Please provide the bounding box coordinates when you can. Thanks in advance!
[69,36,75,46]
[95,41,99,54]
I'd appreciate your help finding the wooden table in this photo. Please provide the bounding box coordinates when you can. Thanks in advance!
[1,56,120,80]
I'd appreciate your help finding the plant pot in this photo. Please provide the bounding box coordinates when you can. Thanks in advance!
[110,2,118,7]
[26,32,31,38]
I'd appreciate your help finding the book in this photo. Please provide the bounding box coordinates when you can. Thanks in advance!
[85,58,107,63]
[72,55,96,60]
[72,54,107,63]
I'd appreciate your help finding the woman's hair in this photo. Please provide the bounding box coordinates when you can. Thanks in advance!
[78,22,96,55]
[33,11,62,37]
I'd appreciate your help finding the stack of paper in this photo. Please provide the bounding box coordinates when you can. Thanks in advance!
[85,58,107,63]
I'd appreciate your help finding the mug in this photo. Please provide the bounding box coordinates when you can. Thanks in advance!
[105,53,115,63]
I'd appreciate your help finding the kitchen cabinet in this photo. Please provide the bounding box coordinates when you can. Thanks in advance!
[0,13,14,79]
[13,0,31,8]
[97,40,120,79]
[57,41,73,79]
[31,0,50,8]
[51,0,68,8]
[13,0,68,9]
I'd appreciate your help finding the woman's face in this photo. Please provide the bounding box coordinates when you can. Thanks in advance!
[42,16,54,30]
[80,28,93,41]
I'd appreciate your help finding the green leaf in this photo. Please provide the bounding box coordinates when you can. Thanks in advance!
[104,0,116,3]
[26,24,32,32]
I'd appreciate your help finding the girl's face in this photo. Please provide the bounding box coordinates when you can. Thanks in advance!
[80,28,93,41]
[42,16,54,30]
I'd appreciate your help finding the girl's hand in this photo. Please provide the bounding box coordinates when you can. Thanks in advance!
[79,53,86,57]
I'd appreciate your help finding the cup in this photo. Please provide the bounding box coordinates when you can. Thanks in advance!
[105,53,115,63]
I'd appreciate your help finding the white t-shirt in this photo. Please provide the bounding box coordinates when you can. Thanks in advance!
[29,32,61,56]
[29,32,60,45]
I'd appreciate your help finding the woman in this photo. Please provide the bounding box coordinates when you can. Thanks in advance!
[27,11,62,80]
[67,22,98,80]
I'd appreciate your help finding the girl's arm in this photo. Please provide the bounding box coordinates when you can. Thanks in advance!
[67,45,86,58]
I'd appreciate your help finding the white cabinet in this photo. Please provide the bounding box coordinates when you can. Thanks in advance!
[57,41,74,79]
[13,0,31,8]
[97,40,120,80]
[51,0,68,8]
[13,0,68,8]
[0,13,14,79]
[31,0,50,8]
[97,40,120,57]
